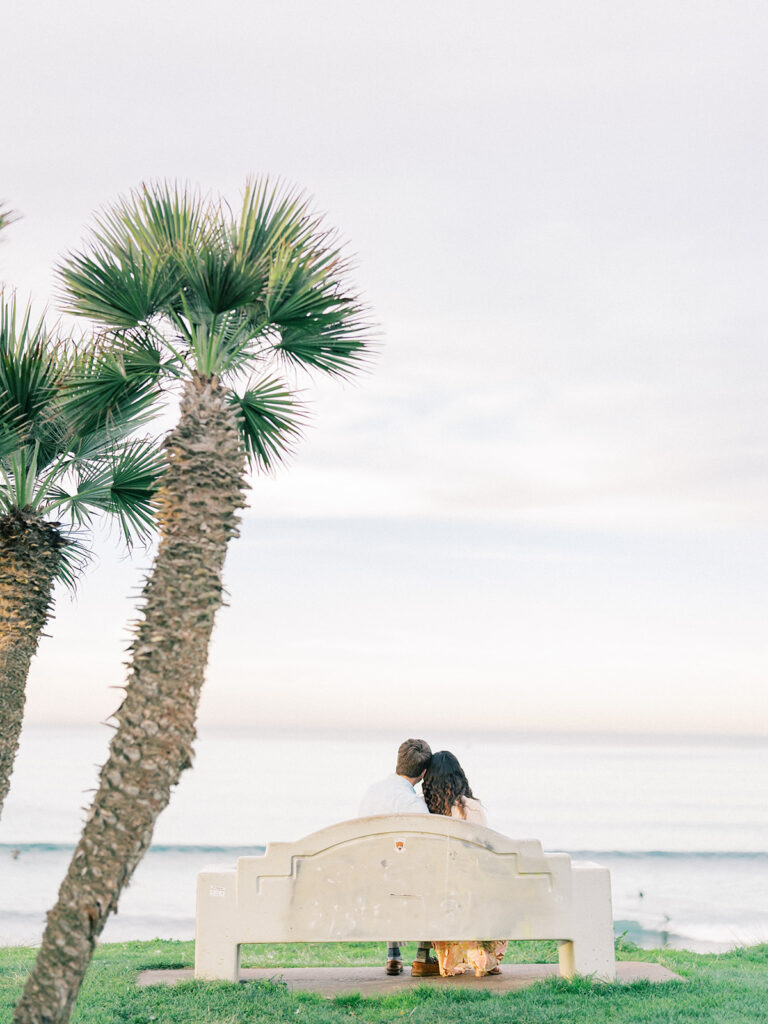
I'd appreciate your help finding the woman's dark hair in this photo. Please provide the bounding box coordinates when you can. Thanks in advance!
[422,750,475,818]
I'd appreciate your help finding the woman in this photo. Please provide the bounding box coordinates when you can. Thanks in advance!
[422,750,508,977]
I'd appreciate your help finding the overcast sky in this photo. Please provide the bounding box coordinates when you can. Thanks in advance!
[2,0,767,735]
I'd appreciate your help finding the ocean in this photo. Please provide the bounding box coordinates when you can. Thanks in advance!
[1,727,767,951]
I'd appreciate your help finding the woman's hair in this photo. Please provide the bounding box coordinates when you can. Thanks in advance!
[422,750,475,818]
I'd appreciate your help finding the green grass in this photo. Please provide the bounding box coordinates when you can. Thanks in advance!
[2,939,768,1024]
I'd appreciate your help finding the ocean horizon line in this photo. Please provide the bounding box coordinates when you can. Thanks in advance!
[14,723,768,746]
[4,843,767,860]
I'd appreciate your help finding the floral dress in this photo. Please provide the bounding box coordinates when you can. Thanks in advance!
[432,798,509,977]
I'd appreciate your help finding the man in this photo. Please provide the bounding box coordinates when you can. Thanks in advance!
[358,737,440,978]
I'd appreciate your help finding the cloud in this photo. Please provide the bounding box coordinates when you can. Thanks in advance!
[246,297,768,529]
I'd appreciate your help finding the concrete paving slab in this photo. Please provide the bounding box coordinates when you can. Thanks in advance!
[137,961,683,994]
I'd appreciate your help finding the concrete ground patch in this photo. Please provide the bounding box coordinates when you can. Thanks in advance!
[137,961,683,995]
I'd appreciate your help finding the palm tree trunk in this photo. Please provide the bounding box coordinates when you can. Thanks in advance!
[14,375,247,1024]
[0,512,62,819]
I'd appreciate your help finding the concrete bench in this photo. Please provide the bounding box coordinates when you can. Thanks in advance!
[195,814,616,982]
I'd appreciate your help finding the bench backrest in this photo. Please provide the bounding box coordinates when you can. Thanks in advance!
[228,814,574,942]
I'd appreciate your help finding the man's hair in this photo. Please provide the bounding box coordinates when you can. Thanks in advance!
[396,738,432,777]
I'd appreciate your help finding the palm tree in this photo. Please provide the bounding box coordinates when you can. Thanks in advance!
[0,293,165,820]
[14,179,372,1024]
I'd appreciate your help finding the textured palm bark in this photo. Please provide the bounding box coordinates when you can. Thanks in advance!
[14,375,247,1024]
[0,512,62,819]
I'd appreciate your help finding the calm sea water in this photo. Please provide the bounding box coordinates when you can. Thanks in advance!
[1,727,767,950]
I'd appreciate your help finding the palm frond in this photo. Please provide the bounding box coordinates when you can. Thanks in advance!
[55,532,94,590]
[57,176,375,398]
[0,418,25,459]
[228,378,306,472]
[102,438,165,544]
[0,294,62,431]
[275,310,372,377]
[178,307,271,380]
[0,298,164,551]
[0,204,20,237]
[94,181,211,257]
[60,242,178,329]
[266,247,374,378]
[45,438,163,539]
[0,444,70,511]
[60,331,170,439]
[60,181,218,328]
[60,184,241,351]
[234,178,320,267]
[173,242,267,319]
[0,446,36,509]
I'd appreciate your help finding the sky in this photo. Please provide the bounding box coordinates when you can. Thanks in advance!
[2,0,767,736]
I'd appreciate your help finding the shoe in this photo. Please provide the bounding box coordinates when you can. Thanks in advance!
[385,958,404,975]
[411,957,441,977]
[485,967,502,976]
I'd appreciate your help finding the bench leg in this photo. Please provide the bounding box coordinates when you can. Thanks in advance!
[558,934,615,981]
[195,870,241,981]
[558,865,616,981]
[195,938,241,982]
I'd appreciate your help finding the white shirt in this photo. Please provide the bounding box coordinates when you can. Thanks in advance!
[358,774,429,816]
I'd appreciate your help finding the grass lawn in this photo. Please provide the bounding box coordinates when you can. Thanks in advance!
[2,939,767,1023]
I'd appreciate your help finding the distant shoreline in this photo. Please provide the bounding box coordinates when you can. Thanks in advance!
[15,722,768,746]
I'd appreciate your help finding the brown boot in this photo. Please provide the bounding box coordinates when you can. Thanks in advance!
[385,958,404,975]
[411,957,440,977]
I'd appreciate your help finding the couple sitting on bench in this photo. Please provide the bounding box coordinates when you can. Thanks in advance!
[359,737,508,979]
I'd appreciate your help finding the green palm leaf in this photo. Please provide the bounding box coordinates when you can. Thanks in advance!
[58,176,375,463]
[0,419,23,459]
[55,534,93,590]
[0,291,165,557]
[101,438,165,543]
[61,244,178,329]
[61,179,373,380]
[61,183,214,329]
[173,242,267,318]
[95,181,211,256]
[62,331,171,439]
[0,295,62,429]
[46,438,163,545]
[234,178,319,266]
[264,242,373,379]
[228,378,306,471]
[0,204,19,237]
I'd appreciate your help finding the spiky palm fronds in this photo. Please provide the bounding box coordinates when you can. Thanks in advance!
[0,294,59,454]
[228,377,306,472]
[60,179,374,466]
[0,294,166,572]
[0,205,19,238]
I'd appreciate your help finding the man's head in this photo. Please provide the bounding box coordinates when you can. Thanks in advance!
[396,738,432,780]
